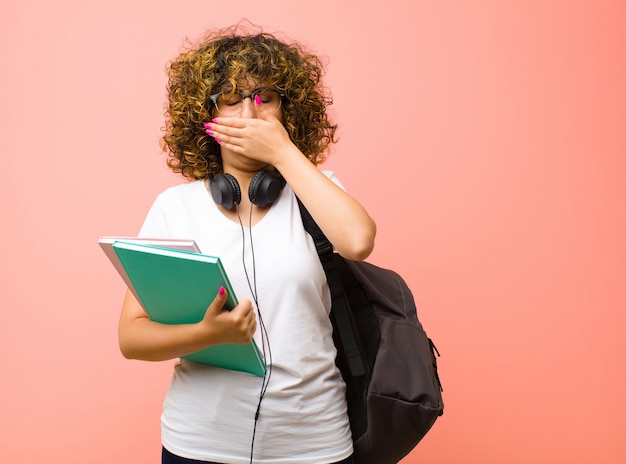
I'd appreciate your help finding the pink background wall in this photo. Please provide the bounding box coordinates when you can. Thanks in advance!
[1,1,624,462]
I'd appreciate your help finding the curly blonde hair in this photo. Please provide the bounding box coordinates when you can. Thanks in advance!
[161,24,337,180]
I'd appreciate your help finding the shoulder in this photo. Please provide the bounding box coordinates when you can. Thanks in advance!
[145,180,207,218]
[139,180,207,237]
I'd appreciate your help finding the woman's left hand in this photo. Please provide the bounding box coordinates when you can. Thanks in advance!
[205,99,293,166]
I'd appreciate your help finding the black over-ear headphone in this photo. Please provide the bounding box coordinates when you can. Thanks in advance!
[209,170,285,210]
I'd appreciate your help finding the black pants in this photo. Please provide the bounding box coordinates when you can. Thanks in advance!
[162,447,355,464]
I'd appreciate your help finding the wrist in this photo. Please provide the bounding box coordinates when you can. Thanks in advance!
[272,144,308,174]
[192,320,219,348]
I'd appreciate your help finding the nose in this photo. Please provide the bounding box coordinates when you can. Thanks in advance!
[240,96,258,118]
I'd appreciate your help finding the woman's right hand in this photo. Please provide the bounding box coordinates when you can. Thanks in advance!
[199,287,257,345]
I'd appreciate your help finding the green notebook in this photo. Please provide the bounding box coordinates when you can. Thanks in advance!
[111,241,266,377]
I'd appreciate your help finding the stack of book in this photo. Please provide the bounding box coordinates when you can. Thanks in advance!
[99,237,266,377]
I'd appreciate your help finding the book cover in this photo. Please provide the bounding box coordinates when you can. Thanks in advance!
[110,241,266,377]
[98,236,201,301]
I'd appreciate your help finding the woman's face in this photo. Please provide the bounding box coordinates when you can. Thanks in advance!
[212,76,285,174]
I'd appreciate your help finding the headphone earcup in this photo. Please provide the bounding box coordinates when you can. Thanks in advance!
[209,173,241,210]
[248,170,285,207]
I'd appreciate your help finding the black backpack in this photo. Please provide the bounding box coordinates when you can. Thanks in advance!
[299,201,444,464]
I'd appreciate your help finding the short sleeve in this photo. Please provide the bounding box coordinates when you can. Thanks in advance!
[322,170,346,191]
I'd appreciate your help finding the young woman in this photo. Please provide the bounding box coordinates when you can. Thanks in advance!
[118,24,376,464]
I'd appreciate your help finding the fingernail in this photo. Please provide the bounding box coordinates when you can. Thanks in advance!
[205,129,214,136]
[215,138,222,144]
[254,95,262,105]
[203,122,211,128]
[218,286,225,296]
[212,118,218,123]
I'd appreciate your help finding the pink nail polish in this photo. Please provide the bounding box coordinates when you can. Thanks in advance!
[218,286,225,296]
[215,138,222,144]
[203,122,211,128]
[254,95,262,105]
[212,118,218,123]
[205,129,214,136]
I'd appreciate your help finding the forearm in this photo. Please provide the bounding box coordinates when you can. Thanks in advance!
[274,146,376,261]
[118,290,214,362]
[118,315,211,362]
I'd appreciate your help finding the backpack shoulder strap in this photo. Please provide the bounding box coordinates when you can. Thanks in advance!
[297,198,366,377]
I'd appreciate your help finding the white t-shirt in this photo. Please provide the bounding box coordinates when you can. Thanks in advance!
[138,172,353,463]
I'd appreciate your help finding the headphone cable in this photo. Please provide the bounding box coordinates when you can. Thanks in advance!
[236,205,273,464]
